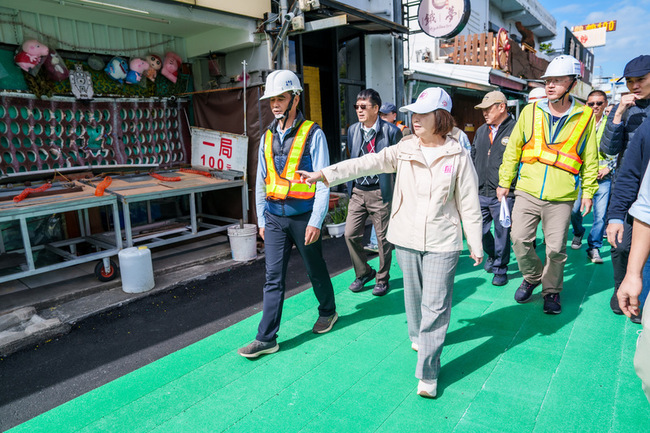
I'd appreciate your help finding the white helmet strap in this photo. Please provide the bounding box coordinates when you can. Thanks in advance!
[277,93,297,127]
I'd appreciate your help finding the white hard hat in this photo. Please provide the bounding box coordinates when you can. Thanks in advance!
[541,55,582,79]
[399,87,452,114]
[260,70,302,100]
[528,87,546,102]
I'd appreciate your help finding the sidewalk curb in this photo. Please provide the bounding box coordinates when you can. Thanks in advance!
[0,250,264,357]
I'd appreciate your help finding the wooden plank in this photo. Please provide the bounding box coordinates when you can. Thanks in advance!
[471,34,479,65]
[486,32,495,67]
[478,33,486,66]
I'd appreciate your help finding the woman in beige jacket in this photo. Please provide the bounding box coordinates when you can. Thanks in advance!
[299,87,483,398]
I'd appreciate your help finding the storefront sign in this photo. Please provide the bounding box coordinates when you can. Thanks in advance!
[418,0,471,39]
[191,127,248,175]
[564,28,594,84]
[571,20,617,33]
[571,27,607,48]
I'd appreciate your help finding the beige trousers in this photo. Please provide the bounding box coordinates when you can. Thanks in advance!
[344,187,392,284]
[510,190,573,294]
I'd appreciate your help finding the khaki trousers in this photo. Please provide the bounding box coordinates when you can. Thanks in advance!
[344,187,392,284]
[510,190,573,294]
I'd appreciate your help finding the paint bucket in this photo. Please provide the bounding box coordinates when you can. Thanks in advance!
[227,224,258,261]
[119,246,155,293]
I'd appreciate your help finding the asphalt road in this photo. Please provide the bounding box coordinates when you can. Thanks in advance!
[0,233,359,431]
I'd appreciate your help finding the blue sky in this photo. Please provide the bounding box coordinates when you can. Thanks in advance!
[539,0,650,78]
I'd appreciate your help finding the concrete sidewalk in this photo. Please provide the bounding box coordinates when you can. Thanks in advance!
[0,234,253,356]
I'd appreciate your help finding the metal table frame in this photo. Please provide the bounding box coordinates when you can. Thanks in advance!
[0,192,123,284]
[111,178,248,248]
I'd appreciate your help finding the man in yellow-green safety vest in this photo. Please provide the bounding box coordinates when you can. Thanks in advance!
[497,55,599,315]
[238,70,337,359]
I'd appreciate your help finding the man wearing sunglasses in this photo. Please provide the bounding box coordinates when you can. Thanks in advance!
[602,55,650,323]
[344,89,402,296]
[570,90,617,265]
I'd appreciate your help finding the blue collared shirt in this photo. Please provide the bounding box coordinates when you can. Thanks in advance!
[256,124,330,229]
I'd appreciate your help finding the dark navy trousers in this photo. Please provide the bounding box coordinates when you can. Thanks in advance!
[256,211,336,342]
[480,195,514,275]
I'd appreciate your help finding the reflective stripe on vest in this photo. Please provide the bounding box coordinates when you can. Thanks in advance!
[396,122,406,132]
[264,120,317,200]
[521,103,592,175]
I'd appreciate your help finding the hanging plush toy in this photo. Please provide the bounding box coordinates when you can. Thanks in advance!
[125,57,148,84]
[14,39,49,75]
[43,49,70,81]
[104,56,129,83]
[161,52,182,84]
[142,54,162,82]
[69,64,94,99]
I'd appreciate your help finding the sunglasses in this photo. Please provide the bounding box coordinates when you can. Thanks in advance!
[354,104,373,110]
[587,101,605,107]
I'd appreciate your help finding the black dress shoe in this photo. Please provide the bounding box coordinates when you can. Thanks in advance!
[349,269,376,292]
[610,290,623,315]
[492,273,508,286]
[372,281,389,296]
[631,313,643,324]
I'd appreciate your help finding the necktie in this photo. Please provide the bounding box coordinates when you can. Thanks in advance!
[364,129,376,153]
[489,128,494,144]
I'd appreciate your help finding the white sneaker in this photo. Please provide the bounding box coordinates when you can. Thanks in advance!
[417,379,437,398]
[411,342,419,351]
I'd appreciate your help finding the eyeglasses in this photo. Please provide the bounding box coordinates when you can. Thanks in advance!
[544,78,571,86]
[587,101,605,107]
[354,104,373,110]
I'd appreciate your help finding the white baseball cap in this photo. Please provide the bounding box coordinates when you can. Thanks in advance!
[399,87,452,114]
[528,87,546,102]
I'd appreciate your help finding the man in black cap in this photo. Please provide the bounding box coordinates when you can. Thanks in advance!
[379,102,412,136]
[601,54,650,322]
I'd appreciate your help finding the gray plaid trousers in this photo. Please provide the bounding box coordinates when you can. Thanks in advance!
[396,246,459,380]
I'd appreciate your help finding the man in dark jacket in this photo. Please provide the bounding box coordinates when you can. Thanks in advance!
[471,91,516,286]
[606,118,650,323]
[602,55,650,321]
[344,89,402,296]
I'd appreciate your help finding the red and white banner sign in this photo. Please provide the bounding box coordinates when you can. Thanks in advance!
[190,127,248,177]
[571,26,607,48]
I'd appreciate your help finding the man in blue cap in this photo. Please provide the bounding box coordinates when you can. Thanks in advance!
[602,54,650,323]
[379,102,412,136]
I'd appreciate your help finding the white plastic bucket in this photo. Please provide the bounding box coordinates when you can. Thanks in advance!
[118,246,155,293]
[227,224,258,261]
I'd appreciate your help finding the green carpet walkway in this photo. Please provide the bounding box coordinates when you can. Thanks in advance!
[9,243,649,432]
